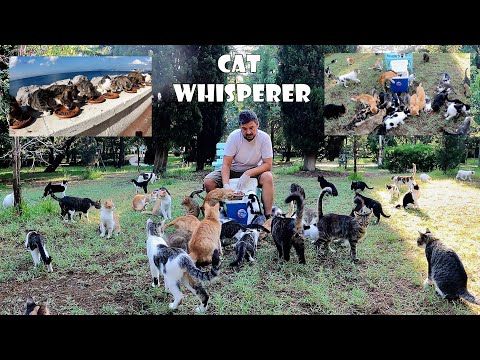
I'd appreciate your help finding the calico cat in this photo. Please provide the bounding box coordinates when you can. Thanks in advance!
[351,181,373,192]
[271,191,305,264]
[351,193,390,224]
[181,196,201,218]
[111,76,133,92]
[25,297,50,315]
[188,202,223,266]
[25,231,53,272]
[317,176,338,196]
[314,188,373,263]
[99,199,121,238]
[131,173,153,194]
[324,104,346,119]
[386,184,400,200]
[146,218,221,312]
[97,75,112,94]
[132,193,157,211]
[229,229,260,269]
[417,229,480,305]
[42,180,68,198]
[395,184,420,210]
[51,193,101,222]
[391,175,415,190]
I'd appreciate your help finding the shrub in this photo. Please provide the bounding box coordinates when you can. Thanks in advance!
[80,168,102,180]
[384,144,436,173]
[347,173,364,181]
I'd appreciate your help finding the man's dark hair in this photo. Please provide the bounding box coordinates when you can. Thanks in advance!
[238,110,258,125]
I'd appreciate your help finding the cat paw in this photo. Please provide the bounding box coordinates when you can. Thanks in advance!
[168,303,178,310]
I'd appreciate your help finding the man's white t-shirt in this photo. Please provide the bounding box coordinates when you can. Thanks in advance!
[224,129,273,173]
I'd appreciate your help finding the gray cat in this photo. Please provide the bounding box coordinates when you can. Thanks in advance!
[75,78,99,99]
[111,76,133,92]
[417,229,479,304]
[29,83,78,114]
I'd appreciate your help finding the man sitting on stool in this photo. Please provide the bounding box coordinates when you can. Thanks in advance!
[203,110,274,218]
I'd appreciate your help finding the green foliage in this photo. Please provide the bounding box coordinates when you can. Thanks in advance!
[425,45,463,53]
[347,172,364,181]
[80,168,102,180]
[435,135,467,173]
[18,45,112,56]
[384,144,436,173]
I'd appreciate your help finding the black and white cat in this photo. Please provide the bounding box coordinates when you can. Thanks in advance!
[138,172,157,184]
[351,193,390,224]
[146,218,221,313]
[97,75,112,94]
[245,191,264,225]
[51,193,101,222]
[444,100,470,121]
[417,228,479,305]
[317,176,338,196]
[351,181,373,192]
[25,231,53,273]
[395,184,420,210]
[131,173,153,194]
[386,184,400,200]
[229,228,260,269]
[42,180,68,198]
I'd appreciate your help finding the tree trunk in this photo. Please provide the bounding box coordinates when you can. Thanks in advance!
[12,137,22,215]
[44,137,76,173]
[118,138,125,168]
[270,121,275,160]
[286,143,292,162]
[353,136,358,174]
[378,135,384,166]
[136,143,140,172]
[153,141,169,174]
[302,153,316,171]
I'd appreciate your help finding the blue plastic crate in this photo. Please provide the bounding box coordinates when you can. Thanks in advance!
[390,77,409,92]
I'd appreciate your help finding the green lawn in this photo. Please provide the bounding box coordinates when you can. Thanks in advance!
[0,162,479,315]
[324,53,470,135]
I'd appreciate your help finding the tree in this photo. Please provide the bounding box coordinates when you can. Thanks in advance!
[436,134,466,173]
[12,137,21,215]
[44,137,77,172]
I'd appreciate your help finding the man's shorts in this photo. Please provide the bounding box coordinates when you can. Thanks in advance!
[204,169,268,188]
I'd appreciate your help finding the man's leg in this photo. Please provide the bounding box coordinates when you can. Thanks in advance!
[258,171,274,216]
[204,169,222,193]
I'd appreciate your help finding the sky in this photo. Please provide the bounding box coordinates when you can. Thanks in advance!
[9,56,152,80]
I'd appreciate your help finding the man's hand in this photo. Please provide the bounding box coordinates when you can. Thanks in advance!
[223,183,233,190]
[236,173,250,192]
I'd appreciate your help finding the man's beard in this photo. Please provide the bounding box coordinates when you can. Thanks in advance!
[243,133,256,141]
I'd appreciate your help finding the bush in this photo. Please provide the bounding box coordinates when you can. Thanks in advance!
[384,144,436,173]
[347,173,364,181]
[80,168,102,180]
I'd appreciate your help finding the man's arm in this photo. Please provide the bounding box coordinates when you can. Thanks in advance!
[243,157,272,177]
[221,155,234,187]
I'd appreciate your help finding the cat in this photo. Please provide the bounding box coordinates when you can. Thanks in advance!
[110,76,133,92]
[188,202,222,267]
[181,195,201,218]
[201,188,235,213]
[245,191,264,225]
[424,95,432,113]
[432,89,449,112]
[324,104,346,119]
[29,84,78,114]
[132,193,157,211]
[444,101,470,121]
[351,108,386,135]
[350,94,378,114]
[441,73,451,84]
[417,228,480,305]
[336,69,360,87]
[351,193,390,224]
[419,174,431,182]
[25,230,53,272]
[423,53,429,63]
[314,187,373,263]
[99,199,121,238]
[46,84,79,109]
[146,218,221,312]
[138,172,157,183]
[386,184,400,200]
[351,181,373,192]
[317,175,338,196]
[271,191,305,264]
[455,170,474,181]
[97,75,112,94]
[410,93,420,116]
[384,111,407,131]
[345,107,371,131]
[395,184,420,210]
[25,297,50,315]
[391,175,416,190]
[229,228,260,269]
[302,208,317,226]
[443,116,471,135]
[3,193,14,208]
[75,78,99,100]
[345,56,354,65]
[131,173,153,194]
[220,219,269,246]
[378,70,398,90]
[416,83,426,111]
[142,187,172,219]
[369,58,383,71]
[42,180,68,198]
[51,193,101,222]
[407,73,416,86]
[127,71,145,87]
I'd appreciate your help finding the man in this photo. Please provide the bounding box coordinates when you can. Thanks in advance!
[203,110,274,217]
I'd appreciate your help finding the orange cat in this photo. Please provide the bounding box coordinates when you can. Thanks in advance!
[201,188,235,212]
[132,193,156,211]
[100,199,121,238]
[416,83,426,111]
[370,58,383,71]
[351,94,378,114]
[346,56,354,65]
[166,215,201,234]
[181,196,201,218]
[378,71,398,88]
[188,202,222,266]
[410,94,420,116]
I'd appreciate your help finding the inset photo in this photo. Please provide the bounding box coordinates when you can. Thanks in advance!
[9,56,152,137]
[324,52,471,135]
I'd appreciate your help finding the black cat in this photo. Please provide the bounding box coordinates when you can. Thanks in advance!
[351,193,390,224]
[51,193,101,221]
[423,53,429,63]
[350,181,373,192]
[317,176,338,196]
[324,104,346,119]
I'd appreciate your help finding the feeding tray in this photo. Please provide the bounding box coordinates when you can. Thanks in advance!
[232,191,244,200]
[87,95,105,104]
[54,105,80,119]
[125,88,138,93]
[103,92,120,99]
[9,113,33,129]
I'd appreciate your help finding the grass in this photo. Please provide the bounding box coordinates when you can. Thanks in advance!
[324,52,470,135]
[0,161,479,315]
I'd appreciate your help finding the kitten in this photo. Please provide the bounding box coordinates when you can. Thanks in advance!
[350,94,378,114]
[271,191,305,264]
[3,192,14,208]
[97,75,112,94]
[378,70,398,90]
[417,229,479,305]
[25,230,53,272]
[324,104,346,119]
[51,193,101,222]
[110,76,133,92]
[317,175,338,196]
[25,297,50,315]
[146,218,221,312]
[188,202,222,266]
[351,193,390,224]
[350,181,373,192]
[314,188,373,263]
[131,173,153,194]
[99,199,121,238]
[181,195,201,218]
[395,184,420,210]
[386,184,400,200]
[42,180,68,198]
[335,69,360,87]
[132,193,157,211]
[229,228,260,269]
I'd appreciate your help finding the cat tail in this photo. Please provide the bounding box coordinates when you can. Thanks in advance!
[380,209,391,218]
[366,185,374,189]
[317,187,332,220]
[395,204,402,209]
[229,242,245,267]
[50,193,61,202]
[459,289,480,305]
[182,249,221,281]
[189,189,205,200]
[34,236,52,266]
[285,192,304,234]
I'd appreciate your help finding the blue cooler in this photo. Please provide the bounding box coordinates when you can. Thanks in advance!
[384,53,413,93]
[225,200,249,224]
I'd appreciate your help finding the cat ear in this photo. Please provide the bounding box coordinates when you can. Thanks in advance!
[425,228,431,234]
[26,296,35,306]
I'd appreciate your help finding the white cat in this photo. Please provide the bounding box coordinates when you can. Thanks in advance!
[145,218,221,312]
[386,184,400,200]
[336,69,360,88]
[25,231,53,272]
[419,174,431,182]
[456,170,474,181]
[444,102,470,121]
[3,193,14,208]
[99,199,121,238]
[157,187,172,219]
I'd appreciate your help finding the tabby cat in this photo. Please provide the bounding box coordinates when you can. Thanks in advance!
[181,196,201,218]
[110,76,133,92]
